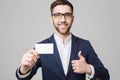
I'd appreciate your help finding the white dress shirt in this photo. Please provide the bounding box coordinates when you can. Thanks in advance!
[54,34,72,75]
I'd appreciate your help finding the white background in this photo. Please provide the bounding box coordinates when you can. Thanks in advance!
[0,0,120,80]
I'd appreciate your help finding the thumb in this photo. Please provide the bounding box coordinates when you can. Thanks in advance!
[78,51,84,59]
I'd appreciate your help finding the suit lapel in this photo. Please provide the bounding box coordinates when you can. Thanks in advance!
[67,35,79,78]
[49,35,65,76]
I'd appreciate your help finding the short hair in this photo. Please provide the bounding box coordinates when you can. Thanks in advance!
[50,0,74,14]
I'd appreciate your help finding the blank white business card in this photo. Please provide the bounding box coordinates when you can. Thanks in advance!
[35,43,53,54]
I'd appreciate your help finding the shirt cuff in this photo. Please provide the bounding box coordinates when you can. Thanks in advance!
[86,64,95,79]
[17,66,31,78]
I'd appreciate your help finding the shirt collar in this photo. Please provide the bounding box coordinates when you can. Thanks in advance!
[54,33,72,44]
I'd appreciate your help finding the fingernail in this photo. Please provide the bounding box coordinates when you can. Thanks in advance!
[79,51,82,53]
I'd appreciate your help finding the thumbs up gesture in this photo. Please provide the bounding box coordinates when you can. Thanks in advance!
[71,51,92,75]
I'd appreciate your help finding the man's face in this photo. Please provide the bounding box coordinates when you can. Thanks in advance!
[51,5,74,35]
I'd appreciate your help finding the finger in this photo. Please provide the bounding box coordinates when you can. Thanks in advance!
[78,51,82,59]
[27,54,38,65]
[27,49,39,59]
[78,51,85,60]
[72,62,79,67]
[25,55,38,68]
[21,57,33,67]
[72,63,76,67]
[72,66,76,70]
[73,69,79,73]
[31,49,39,59]
[71,60,78,64]
[25,58,34,66]
[26,56,35,62]
[22,51,38,65]
[23,53,34,62]
[73,67,79,73]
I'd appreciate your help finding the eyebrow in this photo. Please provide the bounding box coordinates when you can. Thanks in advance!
[52,12,72,14]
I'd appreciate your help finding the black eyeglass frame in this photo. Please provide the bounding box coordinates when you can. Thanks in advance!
[52,12,73,19]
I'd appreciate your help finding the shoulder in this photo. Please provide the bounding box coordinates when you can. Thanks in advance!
[72,34,90,44]
[36,35,54,44]
[72,34,94,50]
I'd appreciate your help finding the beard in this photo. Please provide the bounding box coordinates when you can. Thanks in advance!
[54,23,71,35]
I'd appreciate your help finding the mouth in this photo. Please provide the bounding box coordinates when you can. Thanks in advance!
[58,23,67,26]
[59,25,67,29]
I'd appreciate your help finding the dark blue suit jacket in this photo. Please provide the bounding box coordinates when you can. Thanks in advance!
[16,34,110,80]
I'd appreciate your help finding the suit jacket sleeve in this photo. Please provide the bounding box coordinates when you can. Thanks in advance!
[16,57,41,80]
[86,41,110,80]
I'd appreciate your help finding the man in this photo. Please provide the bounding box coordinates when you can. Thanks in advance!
[16,0,110,80]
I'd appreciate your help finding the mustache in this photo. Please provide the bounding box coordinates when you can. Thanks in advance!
[58,22,67,25]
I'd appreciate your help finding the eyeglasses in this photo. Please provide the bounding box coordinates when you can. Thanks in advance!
[52,13,73,19]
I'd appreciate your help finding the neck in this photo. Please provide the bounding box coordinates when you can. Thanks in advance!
[54,32,71,42]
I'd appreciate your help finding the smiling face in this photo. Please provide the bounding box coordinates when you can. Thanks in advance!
[51,5,74,36]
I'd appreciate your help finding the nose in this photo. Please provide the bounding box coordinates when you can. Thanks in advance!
[60,15,66,22]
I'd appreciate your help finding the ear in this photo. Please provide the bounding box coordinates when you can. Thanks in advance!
[50,16,53,23]
[72,15,74,23]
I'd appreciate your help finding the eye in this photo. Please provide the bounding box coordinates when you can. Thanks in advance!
[65,13,73,17]
[52,13,61,17]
